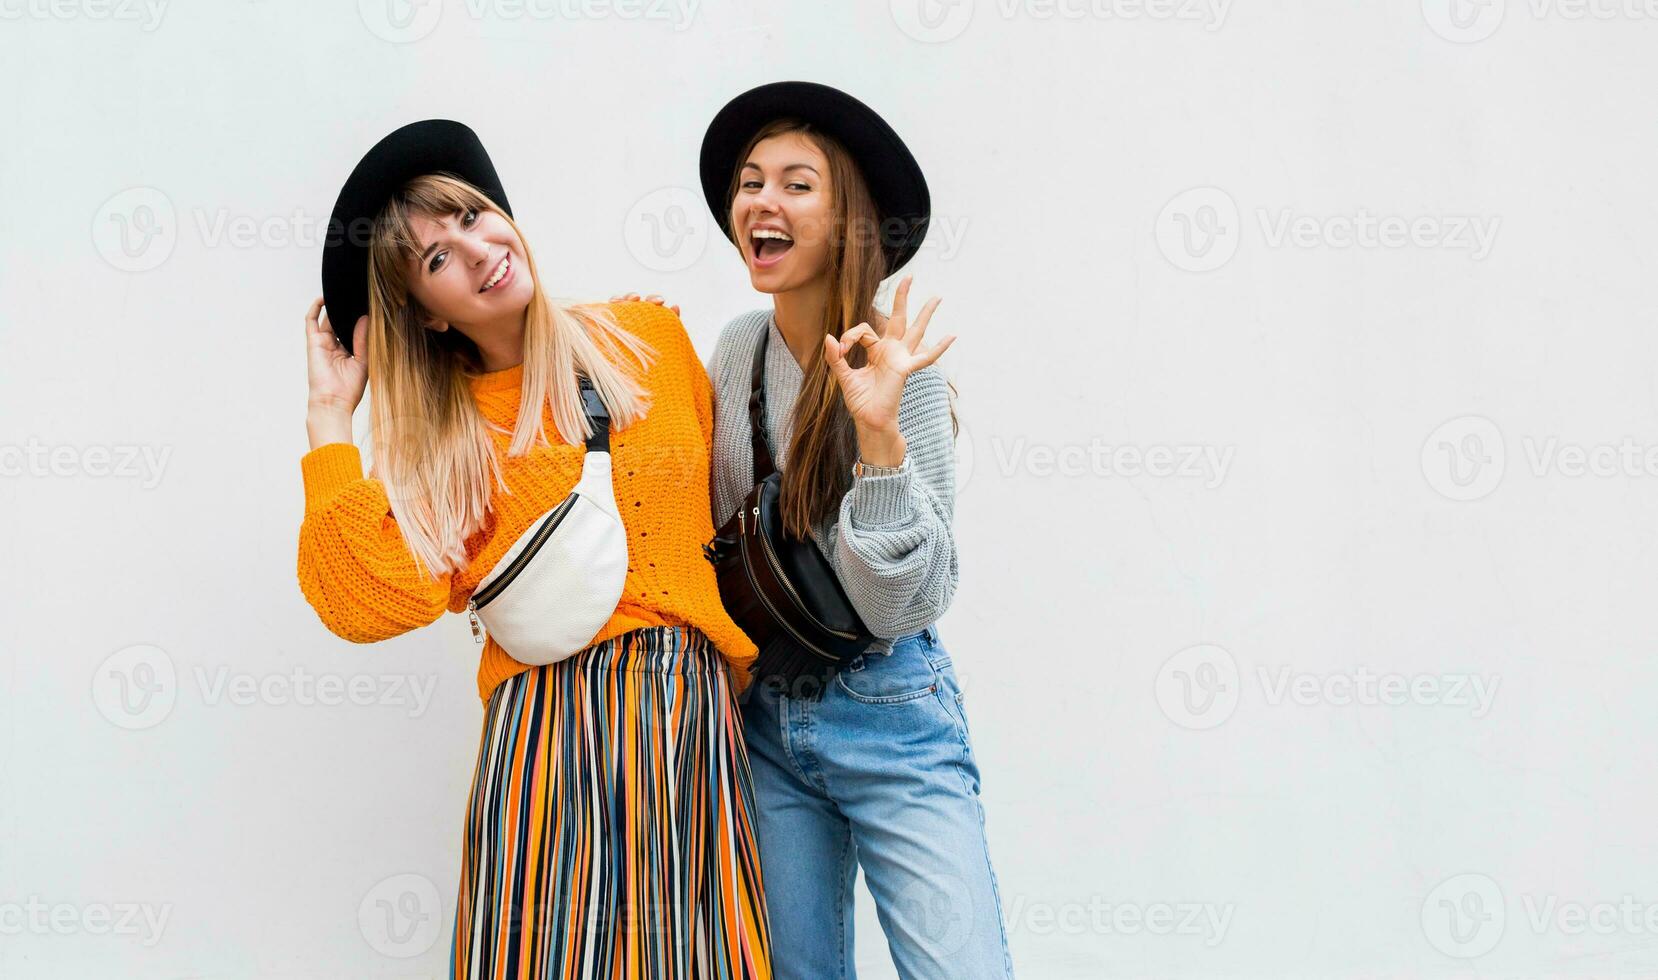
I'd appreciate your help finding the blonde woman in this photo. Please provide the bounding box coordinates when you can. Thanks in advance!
[296,119,772,978]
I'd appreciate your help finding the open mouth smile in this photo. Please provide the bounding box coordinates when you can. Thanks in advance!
[748,227,794,269]
[479,253,513,293]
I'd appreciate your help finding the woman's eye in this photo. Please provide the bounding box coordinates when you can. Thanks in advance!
[429,251,447,273]
[788,182,810,192]
[740,180,762,190]
[462,207,478,226]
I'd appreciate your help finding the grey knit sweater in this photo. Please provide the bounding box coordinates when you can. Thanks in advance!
[708,309,960,642]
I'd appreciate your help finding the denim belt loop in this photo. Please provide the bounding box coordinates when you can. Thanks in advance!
[922,623,940,646]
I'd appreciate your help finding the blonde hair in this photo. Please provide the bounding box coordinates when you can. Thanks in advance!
[361,173,654,579]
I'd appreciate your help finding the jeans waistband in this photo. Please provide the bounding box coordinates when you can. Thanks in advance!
[896,624,941,647]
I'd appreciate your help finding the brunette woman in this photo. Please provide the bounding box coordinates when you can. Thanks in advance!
[700,83,1015,980]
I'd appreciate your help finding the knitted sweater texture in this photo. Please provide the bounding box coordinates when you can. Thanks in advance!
[297,302,757,702]
[708,309,960,642]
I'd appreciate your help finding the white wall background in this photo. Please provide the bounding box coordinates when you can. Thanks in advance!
[4,0,1658,976]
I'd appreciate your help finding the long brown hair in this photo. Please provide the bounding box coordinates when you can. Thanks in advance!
[728,119,888,539]
[363,173,655,578]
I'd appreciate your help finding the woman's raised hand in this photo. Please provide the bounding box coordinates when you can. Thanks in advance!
[609,292,681,317]
[822,276,954,444]
[304,297,368,415]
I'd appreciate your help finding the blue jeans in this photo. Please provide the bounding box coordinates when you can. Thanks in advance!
[740,626,1015,980]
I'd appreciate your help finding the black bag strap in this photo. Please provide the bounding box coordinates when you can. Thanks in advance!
[748,328,778,481]
[578,374,611,453]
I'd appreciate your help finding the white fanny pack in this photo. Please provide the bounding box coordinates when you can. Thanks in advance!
[465,378,629,665]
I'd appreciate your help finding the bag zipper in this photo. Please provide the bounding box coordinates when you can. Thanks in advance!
[465,494,581,643]
[754,506,860,641]
[739,525,835,662]
[740,505,848,662]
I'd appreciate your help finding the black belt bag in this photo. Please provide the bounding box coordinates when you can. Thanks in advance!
[704,332,875,700]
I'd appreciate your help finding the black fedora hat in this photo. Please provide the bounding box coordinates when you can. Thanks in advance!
[320,119,512,355]
[699,81,930,276]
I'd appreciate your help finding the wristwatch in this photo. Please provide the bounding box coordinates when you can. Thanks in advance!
[852,457,906,479]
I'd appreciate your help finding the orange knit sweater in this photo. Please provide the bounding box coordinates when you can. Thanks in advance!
[295,301,756,703]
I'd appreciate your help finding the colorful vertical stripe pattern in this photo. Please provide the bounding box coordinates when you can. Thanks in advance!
[450,626,773,979]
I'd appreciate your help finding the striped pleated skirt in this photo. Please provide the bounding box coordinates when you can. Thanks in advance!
[450,626,773,979]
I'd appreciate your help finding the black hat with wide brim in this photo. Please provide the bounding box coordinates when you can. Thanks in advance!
[320,119,512,355]
[699,81,930,276]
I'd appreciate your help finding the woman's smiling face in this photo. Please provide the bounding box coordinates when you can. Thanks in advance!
[731,130,836,293]
[402,204,533,331]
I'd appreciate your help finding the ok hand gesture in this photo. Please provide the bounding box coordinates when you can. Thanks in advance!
[822,277,954,453]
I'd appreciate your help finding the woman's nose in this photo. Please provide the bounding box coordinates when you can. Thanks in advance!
[468,237,494,265]
[749,184,780,215]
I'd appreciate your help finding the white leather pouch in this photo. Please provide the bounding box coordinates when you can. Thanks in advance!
[465,379,628,666]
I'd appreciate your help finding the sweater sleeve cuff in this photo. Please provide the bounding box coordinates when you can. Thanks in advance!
[301,442,365,515]
[847,457,916,528]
